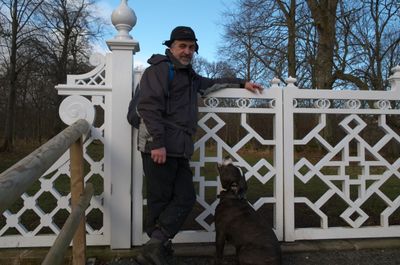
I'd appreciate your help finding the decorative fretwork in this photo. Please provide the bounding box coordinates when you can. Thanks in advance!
[285,76,400,241]
[67,53,107,87]
[0,53,109,247]
[185,88,284,240]
[294,113,400,226]
[0,96,106,246]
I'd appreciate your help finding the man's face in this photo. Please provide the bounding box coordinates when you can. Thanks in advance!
[170,40,196,65]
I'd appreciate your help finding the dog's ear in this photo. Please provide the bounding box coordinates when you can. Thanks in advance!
[216,163,222,175]
[238,167,248,193]
[222,156,233,166]
[217,159,225,171]
[218,156,232,173]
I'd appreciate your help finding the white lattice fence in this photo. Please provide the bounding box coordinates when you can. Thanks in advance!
[283,73,400,241]
[0,54,111,248]
[148,85,285,243]
[0,112,108,247]
[1,51,399,248]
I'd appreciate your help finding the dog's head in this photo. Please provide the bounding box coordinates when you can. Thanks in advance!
[217,157,247,196]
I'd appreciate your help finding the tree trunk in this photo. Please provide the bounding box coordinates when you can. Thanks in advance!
[1,0,19,152]
[372,0,383,90]
[277,0,297,78]
[306,0,339,90]
[306,0,339,148]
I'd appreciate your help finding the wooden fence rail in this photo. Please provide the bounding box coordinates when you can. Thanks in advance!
[0,119,91,265]
[41,183,94,265]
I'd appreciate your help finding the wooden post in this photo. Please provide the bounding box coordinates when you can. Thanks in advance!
[70,137,86,265]
[41,184,94,265]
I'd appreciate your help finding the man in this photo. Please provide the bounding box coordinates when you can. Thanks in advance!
[135,26,262,264]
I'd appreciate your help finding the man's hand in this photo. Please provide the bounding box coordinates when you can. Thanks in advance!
[244,81,263,93]
[151,147,167,164]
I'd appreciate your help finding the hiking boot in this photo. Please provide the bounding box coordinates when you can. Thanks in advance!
[134,238,175,265]
[163,240,175,265]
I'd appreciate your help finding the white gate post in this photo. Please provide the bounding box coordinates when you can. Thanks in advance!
[131,70,144,246]
[282,76,297,242]
[106,0,139,249]
[389,65,400,91]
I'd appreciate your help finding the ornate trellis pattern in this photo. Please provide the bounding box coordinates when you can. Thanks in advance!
[1,51,399,247]
[0,54,109,247]
[173,88,284,242]
[284,82,400,241]
[2,0,400,249]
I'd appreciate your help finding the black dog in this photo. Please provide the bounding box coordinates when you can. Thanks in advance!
[215,158,281,265]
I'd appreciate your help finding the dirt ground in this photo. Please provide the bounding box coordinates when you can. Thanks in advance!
[102,248,400,265]
[2,239,400,265]
[98,240,400,265]
[282,248,400,265]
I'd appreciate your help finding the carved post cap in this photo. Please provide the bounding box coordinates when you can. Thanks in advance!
[111,0,137,40]
[285,76,297,88]
[271,77,281,89]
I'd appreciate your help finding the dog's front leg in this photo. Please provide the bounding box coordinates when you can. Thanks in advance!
[215,229,226,265]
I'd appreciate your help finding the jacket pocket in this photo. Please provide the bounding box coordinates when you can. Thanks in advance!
[165,128,185,155]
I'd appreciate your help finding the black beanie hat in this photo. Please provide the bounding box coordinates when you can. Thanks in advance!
[163,26,199,53]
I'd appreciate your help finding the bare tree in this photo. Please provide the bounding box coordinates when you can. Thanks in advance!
[37,0,104,84]
[193,56,237,79]
[33,0,104,135]
[219,0,313,86]
[306,0,339,89]
[219,0,272,85]
[220,0,399,91]
[334,0,400,90]
[0,0,106,151]
[192,56,209,77]
[276,0,297,78]
[0,0,45,152]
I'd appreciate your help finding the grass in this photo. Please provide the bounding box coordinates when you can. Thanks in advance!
[0,140,42,174]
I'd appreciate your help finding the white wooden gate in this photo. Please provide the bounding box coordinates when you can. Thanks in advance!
[131,83,285,245]
[1,0,399,247]
[283,71,400,241]
[131,67,400,244]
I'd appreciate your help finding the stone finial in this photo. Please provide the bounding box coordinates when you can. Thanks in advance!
[111,0,136,40]
[271,77,281,89]
[388,65,400,91]
[285,76,297,88]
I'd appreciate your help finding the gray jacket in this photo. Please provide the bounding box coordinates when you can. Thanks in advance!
[137,50,244,158]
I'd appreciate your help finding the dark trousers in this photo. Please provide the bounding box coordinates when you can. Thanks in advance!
[141,153,196,238]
